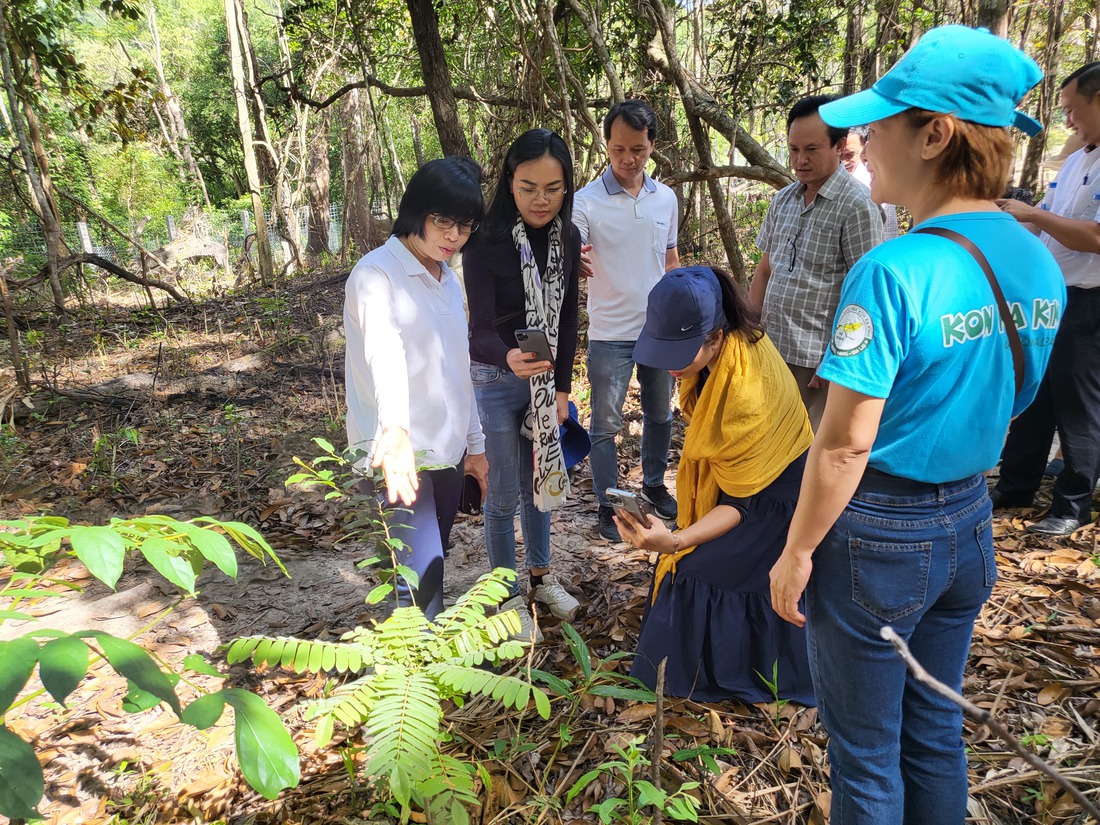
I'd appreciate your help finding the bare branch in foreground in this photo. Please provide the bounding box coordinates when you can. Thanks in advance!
[881,625,1100,821]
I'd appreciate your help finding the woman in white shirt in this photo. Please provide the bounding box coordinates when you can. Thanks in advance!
[343,157,488,619]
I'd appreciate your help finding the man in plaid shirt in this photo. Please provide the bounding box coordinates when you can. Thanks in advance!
[749,95,884,429]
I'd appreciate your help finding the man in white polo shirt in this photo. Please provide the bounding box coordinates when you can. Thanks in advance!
[574,100,680,541]
[993,61,1100,536]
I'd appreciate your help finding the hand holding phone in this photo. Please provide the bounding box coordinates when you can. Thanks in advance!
[605,488,652,526]
[515,328,555,363]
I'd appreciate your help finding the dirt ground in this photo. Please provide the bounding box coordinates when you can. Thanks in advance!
[3,270,1100,824]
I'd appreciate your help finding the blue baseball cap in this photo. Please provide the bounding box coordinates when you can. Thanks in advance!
[633,266,726,371]
[559,400,590,469]
[819,26,1043,136]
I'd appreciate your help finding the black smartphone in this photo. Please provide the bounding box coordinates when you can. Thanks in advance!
[515,328,554,363]
[605,488,652,525]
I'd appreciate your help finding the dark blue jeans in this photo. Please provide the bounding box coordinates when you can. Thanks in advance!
[808,470,995,825]
[471,361,551,596]
[587,340,674,506]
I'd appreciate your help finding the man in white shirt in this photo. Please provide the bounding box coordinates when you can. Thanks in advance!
[839,128,899,240]
[573,100,680,541]
[994,62,1100,536]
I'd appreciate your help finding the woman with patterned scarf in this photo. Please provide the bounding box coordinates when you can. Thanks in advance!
[615,266,816,704]
[464,129,582,643]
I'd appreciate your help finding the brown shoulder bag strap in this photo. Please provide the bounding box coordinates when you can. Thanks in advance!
[913,226,1024,396]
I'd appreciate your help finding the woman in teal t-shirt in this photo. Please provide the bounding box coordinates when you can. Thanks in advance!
[768,26,1066,825]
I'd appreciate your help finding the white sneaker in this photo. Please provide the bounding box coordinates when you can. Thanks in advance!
[531,576,580,621]
[499,595,543,644]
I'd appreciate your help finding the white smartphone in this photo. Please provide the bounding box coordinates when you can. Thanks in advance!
[515,328,554,363]
[606,488,652,525]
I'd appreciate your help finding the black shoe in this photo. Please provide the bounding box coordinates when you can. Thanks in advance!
[990,488,1034,510]
[641,484,678,520]
[597,505,621,542]
[1026,515,1082,537]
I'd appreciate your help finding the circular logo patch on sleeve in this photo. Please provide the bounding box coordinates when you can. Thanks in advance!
[831,305,874,356]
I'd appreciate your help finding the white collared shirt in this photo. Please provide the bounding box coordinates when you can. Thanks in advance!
[573,168,679,341]
[1040,146,1100,288]
[344,235,484,466]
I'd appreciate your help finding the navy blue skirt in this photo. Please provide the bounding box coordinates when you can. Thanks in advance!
[631,452,816,705]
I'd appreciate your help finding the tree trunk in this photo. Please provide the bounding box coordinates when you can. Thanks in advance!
[0,9,64,312]
[685,114,745,284]
[1020,0,1065,191]
[225,0,274,284]
[306,109,331,262]
[563,0,625,103]
[404,0,471,156]
[341,89,374,257]
[411,114,426,167]
[976,0,1010,37]
[147,1,211,208]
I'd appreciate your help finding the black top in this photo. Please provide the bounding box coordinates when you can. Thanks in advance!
[463,223,581,393]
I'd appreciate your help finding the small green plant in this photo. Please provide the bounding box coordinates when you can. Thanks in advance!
[227,569,548,824]
[754,660,790,724]
[671,745,739,776]
[1021,733,1053,749]
[567,735,701,823]
[90,425,141,480]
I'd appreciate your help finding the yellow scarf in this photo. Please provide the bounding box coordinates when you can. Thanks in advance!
[652,331,813,601]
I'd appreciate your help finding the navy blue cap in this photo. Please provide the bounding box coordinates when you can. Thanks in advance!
[633,266,725,371]
[559,400,590,469]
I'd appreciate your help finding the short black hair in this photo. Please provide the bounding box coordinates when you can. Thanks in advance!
[707,266,763,344]
[603,99,658,142]
[391,156,484,240]
[484,128,575,246]
[787,95,847,146]
[1062,62,1100,99]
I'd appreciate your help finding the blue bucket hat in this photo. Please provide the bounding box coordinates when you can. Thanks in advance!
[559,400,590,469]
[633,266,725,371]
[819,25,1043,136]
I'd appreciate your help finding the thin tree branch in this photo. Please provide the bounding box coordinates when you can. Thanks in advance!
[881,626,1100,822]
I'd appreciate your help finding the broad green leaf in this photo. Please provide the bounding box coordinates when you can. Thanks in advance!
[395,564,419,591]
[0,609,34,621]
[182,654,222,678]
[69,526,126,589]
[561,623,591,681]
[180,692,227,729]
[366,583,392,604]
[88,633,181,716]
[139,536,197,594]
[38,636,90,706]
[122,680,165,713]
[0,637,40,714]
[589,684,657,702]
[221,688,300,798]
[314,713,334,748]
[180,524,237,578]
[0,725,43,819]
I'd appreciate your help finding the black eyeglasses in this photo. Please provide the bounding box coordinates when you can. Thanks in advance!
[430,214,480,235]
[786,237,797,272]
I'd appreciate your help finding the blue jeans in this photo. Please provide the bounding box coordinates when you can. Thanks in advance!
[587,340,674,507]
[471,362,551,595]
[807,470,995,825]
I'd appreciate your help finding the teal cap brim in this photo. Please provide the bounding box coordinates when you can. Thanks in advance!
[820,87,1044,137]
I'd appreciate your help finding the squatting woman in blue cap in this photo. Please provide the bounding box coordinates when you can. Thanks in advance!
[768,26,1066,824]
[615,266,815,705]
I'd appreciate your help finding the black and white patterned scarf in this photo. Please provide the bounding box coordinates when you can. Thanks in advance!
[514,215,569,511]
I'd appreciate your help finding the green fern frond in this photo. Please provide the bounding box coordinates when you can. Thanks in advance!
[442,641,527,670]
[225,635,373,674]
[417,750,479,813]
[362,668,442,789]
[433,569,515,634]
[433,611,523,662]
[369,607,434,664]
[428,664,551,718]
